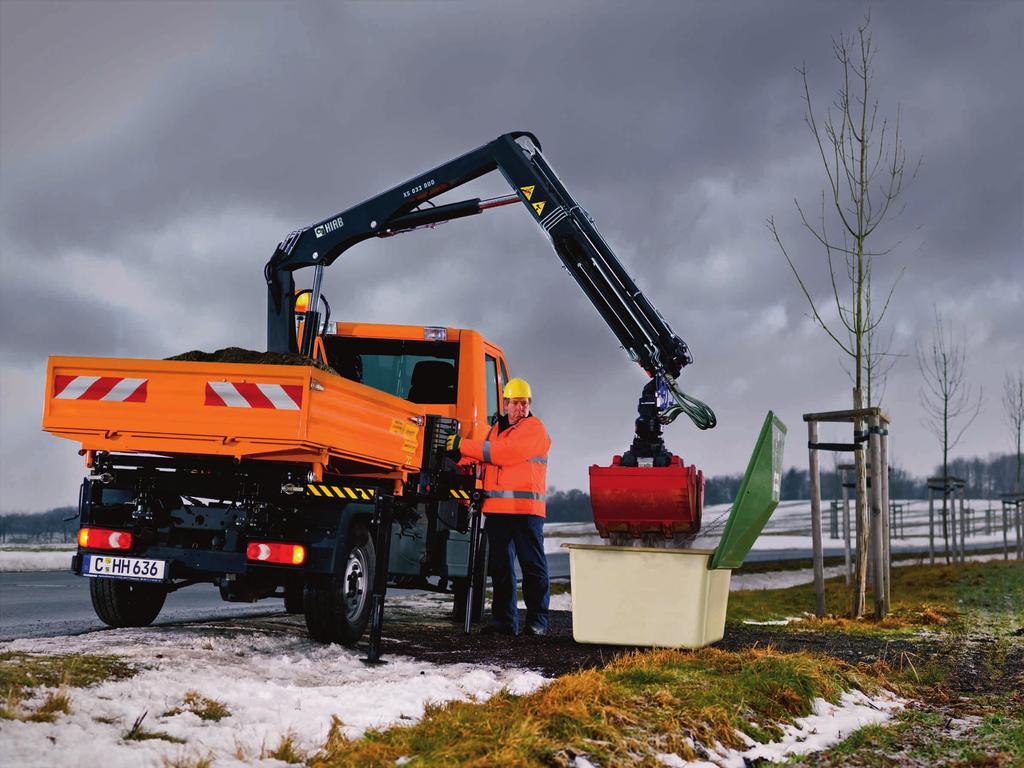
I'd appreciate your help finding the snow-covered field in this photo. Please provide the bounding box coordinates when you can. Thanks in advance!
[1,615,547,767]
[546,498,1022,555]
[0,545,75,572]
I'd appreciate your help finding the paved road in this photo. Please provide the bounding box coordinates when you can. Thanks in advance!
[0,570,286,641]
[0,554,573,641]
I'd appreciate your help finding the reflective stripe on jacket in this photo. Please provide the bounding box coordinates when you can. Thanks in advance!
[460,415,551,517]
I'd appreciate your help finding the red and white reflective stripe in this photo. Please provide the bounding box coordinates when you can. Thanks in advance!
[205,381,303,410]
[53,375,148,403]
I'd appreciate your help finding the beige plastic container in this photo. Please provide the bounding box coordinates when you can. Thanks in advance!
[566,544,732,648]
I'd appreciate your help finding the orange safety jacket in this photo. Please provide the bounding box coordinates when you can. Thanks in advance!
[460,415,551,517]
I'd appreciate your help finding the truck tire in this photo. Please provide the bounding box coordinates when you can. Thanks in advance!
[89,578,167,628]
[284,581,304,614]
[304,522,374,645]
[452,535,488,624]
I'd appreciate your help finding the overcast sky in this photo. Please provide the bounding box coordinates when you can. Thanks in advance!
[1,0,1021,512]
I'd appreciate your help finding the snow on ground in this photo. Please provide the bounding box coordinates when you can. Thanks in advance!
[547,497,1021,556]
[675,689,903,767]
[0,622,547,767]
[571,690,902,768]
[0,546,75,572]
[0,559,913,767]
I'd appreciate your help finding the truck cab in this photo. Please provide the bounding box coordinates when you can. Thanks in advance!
[326,321,510,440]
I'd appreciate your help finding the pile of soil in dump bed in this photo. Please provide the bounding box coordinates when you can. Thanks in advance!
[167,347,338,376]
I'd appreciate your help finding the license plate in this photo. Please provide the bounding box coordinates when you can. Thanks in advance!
[82,554,167,582]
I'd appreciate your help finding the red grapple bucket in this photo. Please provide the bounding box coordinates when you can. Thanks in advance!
[589,456,704,539]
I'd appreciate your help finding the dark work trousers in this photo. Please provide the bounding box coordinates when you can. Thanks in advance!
[484,513,550,632]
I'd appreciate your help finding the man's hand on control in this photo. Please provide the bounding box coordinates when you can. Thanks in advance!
[445,432,461,456]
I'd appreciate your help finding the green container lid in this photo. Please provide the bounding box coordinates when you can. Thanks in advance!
[709,411,787,570]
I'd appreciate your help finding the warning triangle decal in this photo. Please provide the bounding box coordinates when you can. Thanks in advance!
[532,201,546,216]
[520,185,535,200]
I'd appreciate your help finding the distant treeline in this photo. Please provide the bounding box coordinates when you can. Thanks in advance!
[0,507,77,543]
[549,452,1022,523]
[757,452,1023,504]
[3,454,1019,534]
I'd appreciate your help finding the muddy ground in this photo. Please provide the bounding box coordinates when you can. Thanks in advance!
[146,595,1024,765]
[379,606,1023,766]
[227,604,1021,702]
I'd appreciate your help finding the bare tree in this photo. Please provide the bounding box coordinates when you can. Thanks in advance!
[769,12,913,410]
[841,274,901,407]
[768,13,914,617]
[918,308,983,561]
[1003,369,1024,493]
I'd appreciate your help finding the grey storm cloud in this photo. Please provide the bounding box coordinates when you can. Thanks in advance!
[1,0,1021,512]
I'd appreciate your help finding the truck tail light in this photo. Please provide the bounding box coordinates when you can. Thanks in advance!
[247,541,306,566]
[78,527,133,550]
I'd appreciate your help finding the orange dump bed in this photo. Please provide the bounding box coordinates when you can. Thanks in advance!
[42,356,426,474]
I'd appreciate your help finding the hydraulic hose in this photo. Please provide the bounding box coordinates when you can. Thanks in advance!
[660,379,717,430]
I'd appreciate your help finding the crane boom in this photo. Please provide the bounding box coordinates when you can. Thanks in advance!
[265,131,715,433]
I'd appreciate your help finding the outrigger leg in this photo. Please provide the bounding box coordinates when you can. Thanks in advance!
[463,498,484,635]
[364,493,395,664]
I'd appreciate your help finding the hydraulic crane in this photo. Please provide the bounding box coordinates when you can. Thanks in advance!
[265,131,716,542]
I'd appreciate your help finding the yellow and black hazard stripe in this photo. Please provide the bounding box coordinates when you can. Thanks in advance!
[306,484,377,501]
[448,489,471,500]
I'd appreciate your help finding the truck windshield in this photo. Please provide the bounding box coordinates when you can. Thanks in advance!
[323,337,459,404]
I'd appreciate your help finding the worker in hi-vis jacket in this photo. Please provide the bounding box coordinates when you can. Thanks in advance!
[447,378,552,636]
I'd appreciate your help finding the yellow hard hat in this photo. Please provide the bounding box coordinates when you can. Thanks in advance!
[503,378,532,399]
[294,290,311,314]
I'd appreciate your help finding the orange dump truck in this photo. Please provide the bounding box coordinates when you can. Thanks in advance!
[44,323,508,650]
[45,132,717,659]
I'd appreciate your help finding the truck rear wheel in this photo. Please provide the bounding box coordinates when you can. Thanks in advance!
[89,578,167,628]
[304,523,374,645]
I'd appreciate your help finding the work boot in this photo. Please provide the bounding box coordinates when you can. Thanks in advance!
[523,623,547,637]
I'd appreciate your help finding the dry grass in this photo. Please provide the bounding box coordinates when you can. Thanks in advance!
[724,561,1006,633]
[25,690,72,723]
[161,752,214,768]
[309,646,871,767]
[0,651,135,690]
[265,731,308,764]
[124,711,186,744]
[0,685,23,720]
[1,680,72,723]
[162,691,231,722]
[728,560,1024,640]
[783,602,959,632]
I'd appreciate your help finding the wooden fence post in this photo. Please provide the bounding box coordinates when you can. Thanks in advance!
[869,415,885,618]
[842,468,852,586]
[959,490,967,563]
[929,489,936,565]
[1004,500,1010,561]
[808,420,826,617]
[1011,501,1019,561]
[853,393,869,618]
[879,419,891,612]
